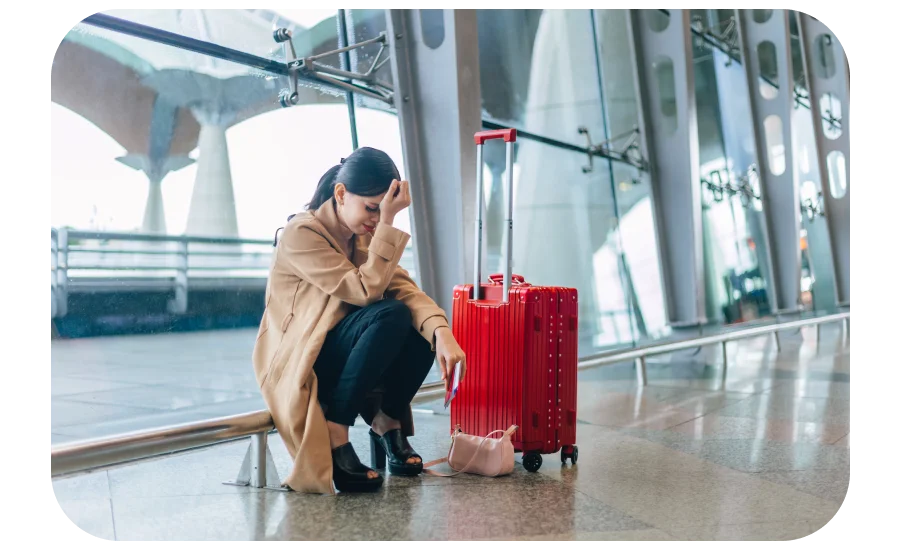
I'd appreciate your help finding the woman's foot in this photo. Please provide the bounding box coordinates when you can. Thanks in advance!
[332,442,383,493]
[328,421,379,481]
[370,410,422,467]
[369,428,424,476]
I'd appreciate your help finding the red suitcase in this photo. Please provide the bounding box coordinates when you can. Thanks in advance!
[449,128,578,473]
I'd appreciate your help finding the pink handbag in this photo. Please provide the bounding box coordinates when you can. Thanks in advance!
[423,425,518,477]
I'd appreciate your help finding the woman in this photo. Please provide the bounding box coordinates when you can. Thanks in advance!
[253,147,467,494]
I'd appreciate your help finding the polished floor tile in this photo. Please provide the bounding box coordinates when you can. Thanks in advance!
[713,393,850,423]
[112,492,287,541]
[51,320,850,540]
[755,469,850,503]
[650,438,850,473]
[666,414,849,444]
[53,471,110,502]
[576,386,708,430]
[664,520,820,541]
[487,528,677,541]
[278,481,648,540]
[763,380,850,399]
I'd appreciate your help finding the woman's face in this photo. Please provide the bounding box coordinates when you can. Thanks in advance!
[335,184,387,236]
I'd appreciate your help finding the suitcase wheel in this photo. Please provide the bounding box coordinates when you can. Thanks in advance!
[523,452,542,473]
[561,445,579,465]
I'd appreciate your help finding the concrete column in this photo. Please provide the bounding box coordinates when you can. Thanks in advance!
[142,175,167,234]
[116,153,194,235]
[185,119,239,238]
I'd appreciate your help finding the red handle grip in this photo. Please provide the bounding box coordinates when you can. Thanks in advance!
[474,129,517,145]
[488,273,526,285]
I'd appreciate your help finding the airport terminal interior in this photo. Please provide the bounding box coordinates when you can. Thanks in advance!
[50,9,850,541]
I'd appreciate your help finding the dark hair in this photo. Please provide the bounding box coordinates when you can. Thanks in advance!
[274,147,401,246]
[305,147,401,211]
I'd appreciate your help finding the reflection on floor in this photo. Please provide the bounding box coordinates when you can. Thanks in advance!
[52,324,849,541]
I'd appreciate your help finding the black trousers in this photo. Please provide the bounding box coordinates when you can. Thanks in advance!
[314,298,436,426]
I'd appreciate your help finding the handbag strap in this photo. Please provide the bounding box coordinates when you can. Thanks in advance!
[422,425,517,477]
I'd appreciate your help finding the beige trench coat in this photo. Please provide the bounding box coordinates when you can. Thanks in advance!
[253,198,449,494]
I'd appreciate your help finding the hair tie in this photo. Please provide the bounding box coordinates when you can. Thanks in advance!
[339,157,346,164]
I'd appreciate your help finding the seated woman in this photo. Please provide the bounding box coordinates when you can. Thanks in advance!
[253,147,467,494]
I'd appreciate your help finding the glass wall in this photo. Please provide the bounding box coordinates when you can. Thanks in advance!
[53,9,848,444]
[693,9,774,326]
[594,9,670,342]
[50,10,400,444]
[478,9,657,354]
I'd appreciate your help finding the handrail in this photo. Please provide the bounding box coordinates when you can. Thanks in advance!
[63,229,273,246]
[578,311,849,369]
[51,411,274,477]
[50,228,417,319]
[50,310,848,478]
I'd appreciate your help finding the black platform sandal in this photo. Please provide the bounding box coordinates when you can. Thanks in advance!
[369,428,424,476]
[332,442,383,493]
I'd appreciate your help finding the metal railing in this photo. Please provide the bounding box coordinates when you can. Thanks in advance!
[50,310,848,484]
[51,229,417,319]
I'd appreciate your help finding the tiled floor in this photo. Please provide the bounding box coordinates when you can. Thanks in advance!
[52,323,849,540]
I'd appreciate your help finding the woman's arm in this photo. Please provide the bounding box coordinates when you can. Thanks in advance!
[386,266,449,351]
[278,222,410,307]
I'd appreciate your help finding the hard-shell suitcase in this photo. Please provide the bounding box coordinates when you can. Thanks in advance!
[449,128,579,473]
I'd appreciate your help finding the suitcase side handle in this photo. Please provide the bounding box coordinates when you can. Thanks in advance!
[473,128,516,302]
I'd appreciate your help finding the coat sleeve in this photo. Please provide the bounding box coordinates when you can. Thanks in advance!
[385,265,450,351]
[278,222,410,307]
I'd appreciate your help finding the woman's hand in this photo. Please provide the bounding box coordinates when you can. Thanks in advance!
[434,326,466,391]
[379,179,411,226]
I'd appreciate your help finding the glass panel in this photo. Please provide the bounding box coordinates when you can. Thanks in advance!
[481,137,634,354]
[654,56,678,135]
[757,41,779,99]
[347,9,394,90]
[103,9,340,62]
[477,9,606,145]
[764,115,786,175]
[752,9,774,24]
[610,163,669,340]
[814,33,837,79]
[595,8,669,342]
[694,18,774,326]
[820,93,843,139]
[646,10,670,33]
[420,10,445,49]
[827,151,847,199]
[52,27,352,443]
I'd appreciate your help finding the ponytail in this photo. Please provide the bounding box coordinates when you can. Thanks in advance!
[305,164,343,211]
[276,164,342,247]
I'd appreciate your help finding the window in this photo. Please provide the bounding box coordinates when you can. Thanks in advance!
[51,10,365,444]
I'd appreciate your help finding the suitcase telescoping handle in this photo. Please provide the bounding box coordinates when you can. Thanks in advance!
[473,128,517,301]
